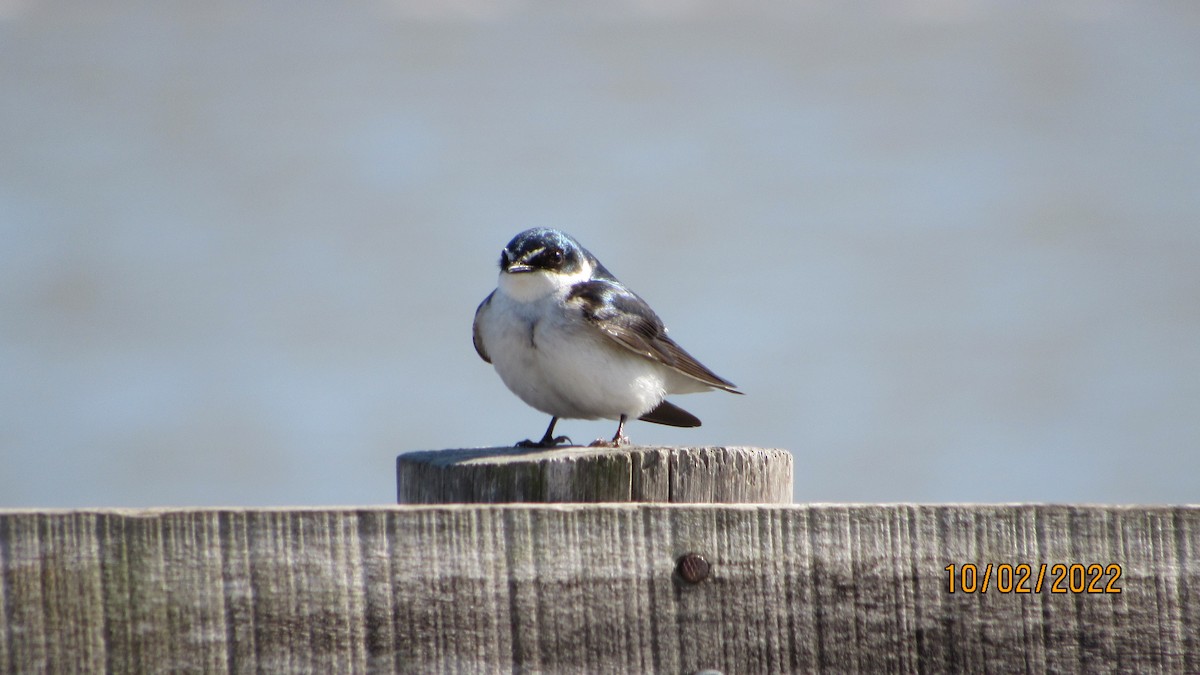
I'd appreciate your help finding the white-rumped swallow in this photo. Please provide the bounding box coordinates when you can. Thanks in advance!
[473,228,741,447]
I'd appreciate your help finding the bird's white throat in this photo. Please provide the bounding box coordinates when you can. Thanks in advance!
[498,261,593,303]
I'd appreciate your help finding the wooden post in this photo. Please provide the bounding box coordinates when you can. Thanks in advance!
[396,445,793,503]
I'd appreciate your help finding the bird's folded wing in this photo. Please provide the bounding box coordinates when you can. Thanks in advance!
[566,280,741,393]
[472,291,494,363]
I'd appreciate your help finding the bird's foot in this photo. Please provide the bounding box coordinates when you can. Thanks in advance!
[588,434,631,448]
[515,435,573,449]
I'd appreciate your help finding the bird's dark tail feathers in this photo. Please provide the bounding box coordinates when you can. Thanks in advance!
[638,400,702,427]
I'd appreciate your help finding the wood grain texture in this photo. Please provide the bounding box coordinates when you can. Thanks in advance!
[396,445,794,504]
[1,505,1198,673]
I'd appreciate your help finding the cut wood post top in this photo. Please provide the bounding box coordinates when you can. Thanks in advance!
[396,445,793,504]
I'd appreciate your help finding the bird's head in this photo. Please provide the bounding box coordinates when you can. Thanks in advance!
[497,228,594,301]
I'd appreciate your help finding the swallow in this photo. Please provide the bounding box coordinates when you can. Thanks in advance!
[473,228,741,447]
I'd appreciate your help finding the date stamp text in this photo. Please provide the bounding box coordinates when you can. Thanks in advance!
[944,563,1123,594]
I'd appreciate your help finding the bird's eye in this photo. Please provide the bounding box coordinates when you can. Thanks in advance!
[547,248,564,266]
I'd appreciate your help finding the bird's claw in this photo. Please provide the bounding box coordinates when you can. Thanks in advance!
[588,434,630,448]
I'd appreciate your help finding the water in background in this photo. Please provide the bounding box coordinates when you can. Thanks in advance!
[2,1,1197,506]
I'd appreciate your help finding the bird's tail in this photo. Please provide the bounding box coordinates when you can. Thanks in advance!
[638,400,701,427]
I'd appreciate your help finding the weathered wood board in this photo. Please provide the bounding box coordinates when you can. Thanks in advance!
[397,445,794,503]
[1,505,1197,673]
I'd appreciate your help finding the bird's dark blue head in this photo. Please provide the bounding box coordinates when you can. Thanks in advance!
[499,228,590,276]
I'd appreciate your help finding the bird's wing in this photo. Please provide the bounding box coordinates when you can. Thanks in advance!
[566,280,741,393]
[472,291,494,364]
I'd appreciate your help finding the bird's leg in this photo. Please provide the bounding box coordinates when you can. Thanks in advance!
[516,417,572,448]
[611,414,631,446]
[538,416,574,446]
[590,415,631,448]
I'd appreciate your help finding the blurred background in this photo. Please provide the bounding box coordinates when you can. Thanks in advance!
[2,1,1197,507]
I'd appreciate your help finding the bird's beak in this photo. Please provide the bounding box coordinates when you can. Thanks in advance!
[501,248,532,273]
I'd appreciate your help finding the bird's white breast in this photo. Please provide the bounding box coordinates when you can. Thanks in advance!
[478,270,675,421]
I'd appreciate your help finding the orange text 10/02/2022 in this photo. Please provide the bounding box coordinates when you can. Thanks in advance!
[944,563,1123,594]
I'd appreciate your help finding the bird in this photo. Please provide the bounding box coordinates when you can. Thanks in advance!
[472,227,741,448]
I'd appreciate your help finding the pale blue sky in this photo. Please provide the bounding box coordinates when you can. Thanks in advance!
[2,1,1197,506]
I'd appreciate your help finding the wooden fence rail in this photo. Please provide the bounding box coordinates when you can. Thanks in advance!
[1,504,1197,673]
